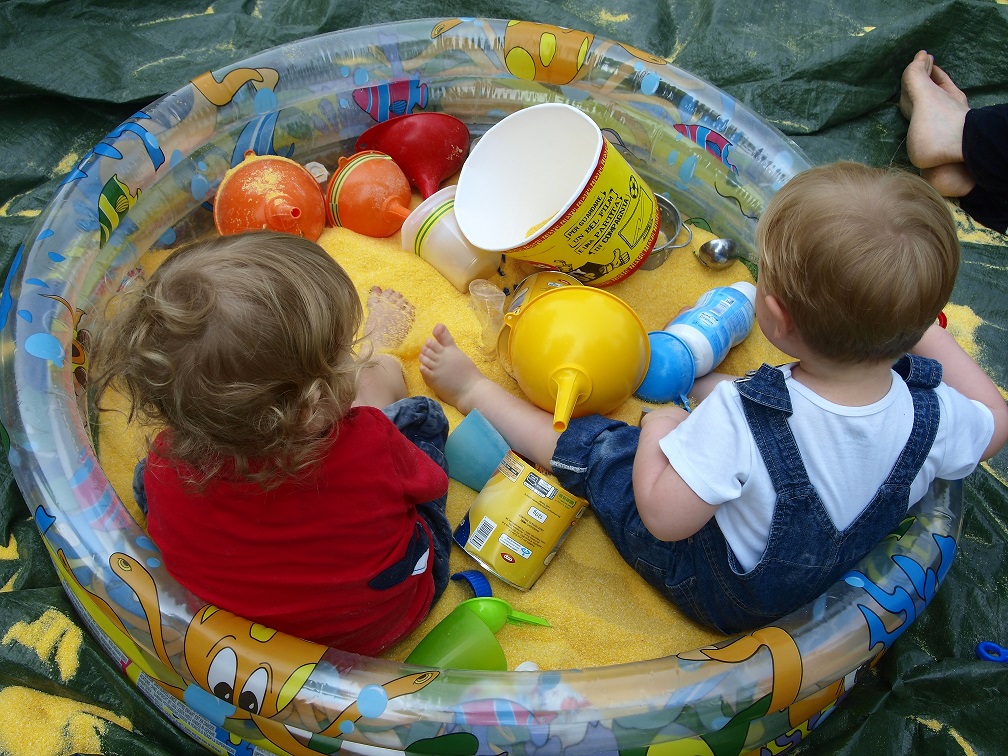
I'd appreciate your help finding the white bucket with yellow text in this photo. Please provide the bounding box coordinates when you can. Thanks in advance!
[454,103,660,286]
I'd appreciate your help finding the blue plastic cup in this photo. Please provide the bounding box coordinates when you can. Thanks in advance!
[634,331,696,404]
[445,409,511,491]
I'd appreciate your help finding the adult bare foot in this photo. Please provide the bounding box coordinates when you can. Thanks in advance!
[363,286,415,350]
[899,50,969,170]
[419,324,487,414]
[922,164,976,199]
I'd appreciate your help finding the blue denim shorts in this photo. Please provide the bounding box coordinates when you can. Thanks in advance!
[549,414,703,612]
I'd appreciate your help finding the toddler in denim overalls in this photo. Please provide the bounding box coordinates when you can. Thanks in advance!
[420,162,1007,633]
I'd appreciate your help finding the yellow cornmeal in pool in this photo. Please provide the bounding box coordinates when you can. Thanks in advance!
[96,218,792,671]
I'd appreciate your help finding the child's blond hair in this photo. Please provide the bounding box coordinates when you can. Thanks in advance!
[756,161,959,363]
[90,231,363,485]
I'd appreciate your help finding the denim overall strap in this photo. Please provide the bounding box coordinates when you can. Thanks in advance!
[881,354,942,486]
[734,364,807,494]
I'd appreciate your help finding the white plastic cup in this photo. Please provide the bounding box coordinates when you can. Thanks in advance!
[400,185,501,292]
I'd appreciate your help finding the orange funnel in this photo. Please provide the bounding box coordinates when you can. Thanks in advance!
[326,150,412,237]
[214,152,326,240]
[355,113,470,199]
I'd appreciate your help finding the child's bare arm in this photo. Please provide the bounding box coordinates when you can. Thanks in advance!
[689,371,736,404]
[913,323,1008,460]
[632,407,718,541]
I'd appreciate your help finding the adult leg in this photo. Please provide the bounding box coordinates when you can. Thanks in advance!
[900,50,1008,232]
[960,105,1008,233]
[899,50,969,171]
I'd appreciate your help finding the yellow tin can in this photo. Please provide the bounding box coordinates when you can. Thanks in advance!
[454,451,589,590]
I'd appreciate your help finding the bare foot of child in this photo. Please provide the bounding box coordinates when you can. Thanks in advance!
[363,286,415,351]
[899,50,970,170]
[419,324,488,415]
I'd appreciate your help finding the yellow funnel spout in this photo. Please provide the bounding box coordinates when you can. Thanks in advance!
[550,366,592,432]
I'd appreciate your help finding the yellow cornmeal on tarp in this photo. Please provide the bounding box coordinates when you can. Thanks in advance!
[0,686,133,756]
[2,608,83,682]
[96,205,791,670]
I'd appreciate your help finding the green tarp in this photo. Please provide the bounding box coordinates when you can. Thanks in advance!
[1,2,1006,754]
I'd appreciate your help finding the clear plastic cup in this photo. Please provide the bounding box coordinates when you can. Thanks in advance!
[468,278,506,356]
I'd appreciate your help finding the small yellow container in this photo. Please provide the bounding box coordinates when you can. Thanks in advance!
[454,451,588,590]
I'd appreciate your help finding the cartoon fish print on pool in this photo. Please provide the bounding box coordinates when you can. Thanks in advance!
[351,30,430,122]
[674,124,739,175]
[98,174,140,247]
[191,67,294,166]
[352,78,429,122]
[62,113,166,186]
[844,532,956,652]
[192,67,280,107]
[41,294,90,395]
[60,549,444,756]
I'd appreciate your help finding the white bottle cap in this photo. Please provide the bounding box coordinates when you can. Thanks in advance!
[729,280,757,308]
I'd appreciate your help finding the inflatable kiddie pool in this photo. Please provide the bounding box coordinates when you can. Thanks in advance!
[0,17,962,756]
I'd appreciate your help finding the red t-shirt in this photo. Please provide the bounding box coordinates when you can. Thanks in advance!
[145,406,449,656]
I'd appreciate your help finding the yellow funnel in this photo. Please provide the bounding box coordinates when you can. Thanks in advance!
[503,286,650,431]
[549,366,592,432]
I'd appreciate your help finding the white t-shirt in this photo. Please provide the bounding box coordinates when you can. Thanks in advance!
[659,363,994,573]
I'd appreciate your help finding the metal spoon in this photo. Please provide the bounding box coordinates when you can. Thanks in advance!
[696,237,739,269]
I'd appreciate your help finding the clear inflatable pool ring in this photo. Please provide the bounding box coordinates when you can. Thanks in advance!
[0,17,961,756]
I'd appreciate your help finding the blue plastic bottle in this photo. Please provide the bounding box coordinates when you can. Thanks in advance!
[636,281,756,404]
